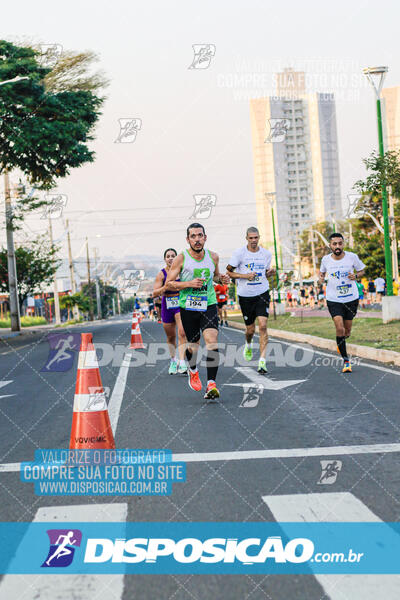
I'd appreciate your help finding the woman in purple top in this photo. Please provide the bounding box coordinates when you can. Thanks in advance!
[153,248,187,375]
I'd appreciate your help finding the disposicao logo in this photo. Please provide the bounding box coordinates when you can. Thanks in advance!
[82,536,314,564]
[41,529,82,567]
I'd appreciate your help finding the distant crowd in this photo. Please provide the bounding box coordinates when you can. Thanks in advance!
[283,275,397,309]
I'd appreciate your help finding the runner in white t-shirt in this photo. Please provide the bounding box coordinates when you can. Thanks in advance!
[374,276,385,301]
[226,227,275,374]
[318,232,365,373]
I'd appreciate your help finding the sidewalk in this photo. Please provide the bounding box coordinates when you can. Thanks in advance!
[0,316,123,339]
[0,322,55,339]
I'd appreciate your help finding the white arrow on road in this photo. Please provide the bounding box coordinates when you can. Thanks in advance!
[225,367,306,391]
[0,381,15,400]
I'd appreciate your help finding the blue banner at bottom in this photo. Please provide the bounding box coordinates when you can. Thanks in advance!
[1,522,400,574]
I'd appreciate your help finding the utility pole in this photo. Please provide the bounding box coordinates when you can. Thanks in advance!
[265,192,280,302]
[48,217,61,325]
[86,237,94,321]
[65,220,80,320]
[93,247,102,319]
[4,170,21,331]
[309,225,317,285]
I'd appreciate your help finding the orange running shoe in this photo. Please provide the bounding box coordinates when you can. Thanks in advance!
[188,369,202,392]
[204,381,220,400]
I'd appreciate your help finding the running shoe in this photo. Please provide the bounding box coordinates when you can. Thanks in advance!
[257,358,267,374]
[188,369,202,391]
[243,343,253,361]
[225,321,229,327]
[342,360,352,373]
[204,381,220,400]
[168,360,178,375]
[178,362,188,375]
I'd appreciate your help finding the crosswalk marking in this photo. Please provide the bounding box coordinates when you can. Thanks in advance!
[0,503,128,599]
[262,492,400,599]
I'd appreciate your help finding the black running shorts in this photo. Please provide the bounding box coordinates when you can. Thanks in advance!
[180,304,219,343]
[238,290,270,325]
[327,299,359,320]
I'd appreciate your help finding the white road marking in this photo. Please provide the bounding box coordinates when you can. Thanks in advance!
[227,367,306,390]
[262,492,399,600]
[2,443,400,473]
[171,443,400,463]
[0,380,15,399]
[0,380,13,388]
[0,503,128,600]
[262,491,381,521]
[108,352,132,435]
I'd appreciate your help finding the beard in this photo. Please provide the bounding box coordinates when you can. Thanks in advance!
[190,242,204,254]
[333,248,342,255]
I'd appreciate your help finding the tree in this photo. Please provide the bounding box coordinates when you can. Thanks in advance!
[73,292,91,314]
[354,150,400,203]
[353,150,400,278]
[300,221,336,264]
[120,296,135,314]
[80,280,118,318]
[42,49,109,93]
[0,235,60,308]
[59,294,75,321]
[0,40,104,190]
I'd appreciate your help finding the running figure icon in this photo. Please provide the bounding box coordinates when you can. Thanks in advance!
[45,531,77,566]
[44,335,76,370]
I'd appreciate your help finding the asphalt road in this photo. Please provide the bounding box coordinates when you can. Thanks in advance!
[0,315,400,599]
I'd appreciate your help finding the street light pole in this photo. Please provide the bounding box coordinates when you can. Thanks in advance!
[93,247,102,319]
[363,66,393,296]
[48,216,61,325]
[86,237,94,321]
[65,219,80,320]
[388,190,399,282]
[296,237,302,281]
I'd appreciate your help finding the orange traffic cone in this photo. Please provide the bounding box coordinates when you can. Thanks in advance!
[69,333,116,450]
[129,311,145,349]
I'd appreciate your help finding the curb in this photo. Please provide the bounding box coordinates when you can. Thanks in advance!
[226,320,400,368]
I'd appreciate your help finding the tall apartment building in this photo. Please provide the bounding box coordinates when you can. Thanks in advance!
[382,86,400,151]
[250,68,342,270]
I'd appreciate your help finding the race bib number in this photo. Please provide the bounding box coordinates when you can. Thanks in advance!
[186,295,207,312]
[166,296,179,309]
[337,284,351,297]
[248,272,262,285]
[219,295,226,300]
